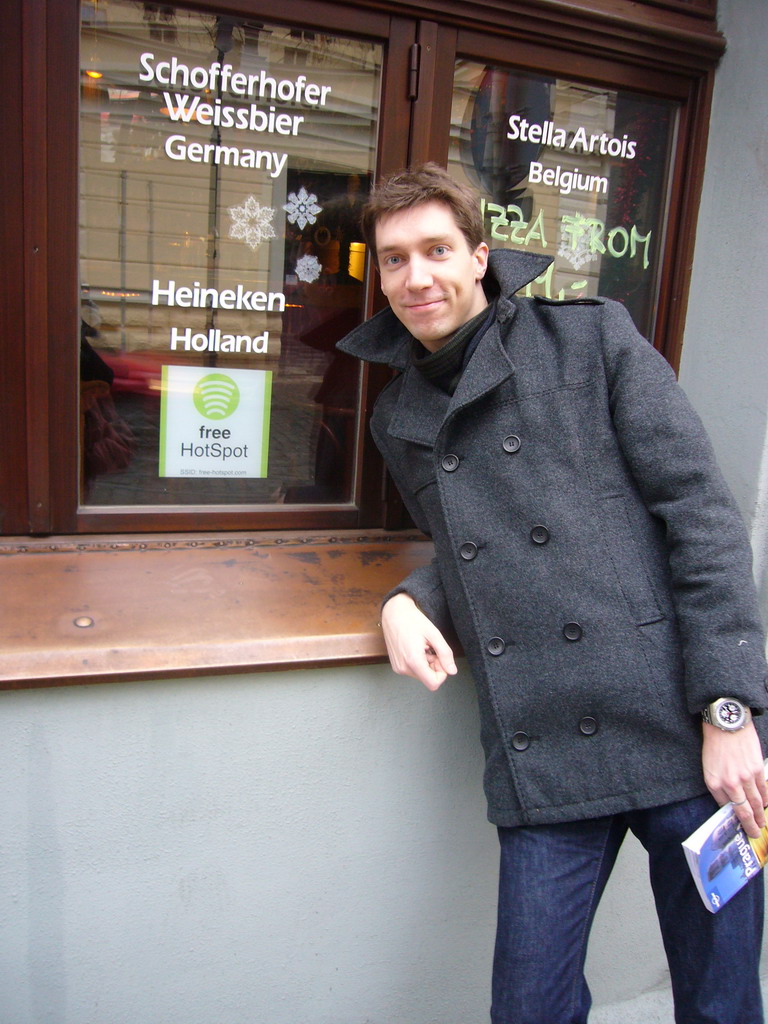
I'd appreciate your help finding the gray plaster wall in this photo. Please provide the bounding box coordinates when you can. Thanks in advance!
[0,665,685,1024]
[679,0,768,621]
[593,0,768,1017]
[2,0,767,1021]
[1,667,501,1024]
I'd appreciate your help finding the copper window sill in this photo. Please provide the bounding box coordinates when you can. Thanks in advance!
[0,531,433,689]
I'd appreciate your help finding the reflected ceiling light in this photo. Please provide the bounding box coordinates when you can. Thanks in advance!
[159,105,199,120]
[84,69,103,79]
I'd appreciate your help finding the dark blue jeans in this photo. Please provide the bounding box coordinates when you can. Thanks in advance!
[492,794,764,1024]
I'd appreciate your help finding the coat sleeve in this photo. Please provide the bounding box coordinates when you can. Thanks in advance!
[600,299,768,713]
[370,407,454,634]
[381,559,454,636]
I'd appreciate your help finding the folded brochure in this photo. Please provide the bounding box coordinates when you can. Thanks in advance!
[682,761,768,913]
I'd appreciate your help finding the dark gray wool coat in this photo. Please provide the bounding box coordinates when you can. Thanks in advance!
[338,249,768,827]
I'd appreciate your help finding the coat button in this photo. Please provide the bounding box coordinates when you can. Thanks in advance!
[531,525,550,545]
[441,454,459,472]
[563,622,583,641]
[460,541,478,561]
[503,434,521,453]
[579,716,598,736]
[511,732,530,751]
[487,637,506,656]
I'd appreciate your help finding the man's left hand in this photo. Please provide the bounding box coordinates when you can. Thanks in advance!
[702,719,767,838]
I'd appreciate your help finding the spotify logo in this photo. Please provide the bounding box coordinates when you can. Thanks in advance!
[160,364,272,479]
[193,374,241,419]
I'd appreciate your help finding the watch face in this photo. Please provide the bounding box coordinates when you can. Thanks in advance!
[717,700,745,727]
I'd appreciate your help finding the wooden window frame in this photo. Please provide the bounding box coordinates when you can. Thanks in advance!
[2,0,724,538]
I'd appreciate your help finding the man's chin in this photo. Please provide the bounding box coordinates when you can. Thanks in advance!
[402,317,451,348]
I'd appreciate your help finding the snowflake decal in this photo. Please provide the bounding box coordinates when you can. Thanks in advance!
[558,213,600,272]
[283,187,322,230]
[228,195,276,251]
[557,228,598,271]
[295,254,322,283]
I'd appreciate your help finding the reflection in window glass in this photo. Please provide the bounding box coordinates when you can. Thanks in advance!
[450,62,678,337]
[79,0,381,506]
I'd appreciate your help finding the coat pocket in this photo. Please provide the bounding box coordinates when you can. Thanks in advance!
[600,494,665,626]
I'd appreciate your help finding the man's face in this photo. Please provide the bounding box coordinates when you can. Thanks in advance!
[375,201,489,352]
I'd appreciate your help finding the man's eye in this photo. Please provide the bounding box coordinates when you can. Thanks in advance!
[384,255,402,267]
[433,245,448,256]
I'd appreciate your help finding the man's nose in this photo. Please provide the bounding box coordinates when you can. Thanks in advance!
[406,255,433,289]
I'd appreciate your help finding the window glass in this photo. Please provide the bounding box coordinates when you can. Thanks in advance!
[450,62,678,337]
[79,0,381,506]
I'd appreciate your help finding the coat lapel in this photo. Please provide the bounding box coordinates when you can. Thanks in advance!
[448,309,518,416]
[386,366,452,446]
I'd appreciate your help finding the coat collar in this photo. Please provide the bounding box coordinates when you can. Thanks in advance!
[336,249,553,369]
[337,248,553,446]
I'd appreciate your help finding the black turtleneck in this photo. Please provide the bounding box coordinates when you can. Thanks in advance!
[410,302,496,395]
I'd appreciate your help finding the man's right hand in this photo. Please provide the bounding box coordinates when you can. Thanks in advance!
[380,592,457,691]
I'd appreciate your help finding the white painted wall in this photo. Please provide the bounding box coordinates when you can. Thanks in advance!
[2,2,767,1021]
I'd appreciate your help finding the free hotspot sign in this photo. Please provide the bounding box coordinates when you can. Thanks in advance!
[159,364,272,478]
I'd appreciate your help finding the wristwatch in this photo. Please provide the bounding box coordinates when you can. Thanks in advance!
[701,698,752,732]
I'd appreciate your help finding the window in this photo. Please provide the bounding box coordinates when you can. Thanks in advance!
[79,2,382,512]
[1,0,725,536]
[449,63,677,338]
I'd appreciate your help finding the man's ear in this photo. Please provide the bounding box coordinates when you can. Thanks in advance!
[474,241,490,279]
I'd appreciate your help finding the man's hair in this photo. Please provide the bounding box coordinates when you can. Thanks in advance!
[361,162,484,256]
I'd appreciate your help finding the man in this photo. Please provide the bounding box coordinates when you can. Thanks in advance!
[337,163,768,1023]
